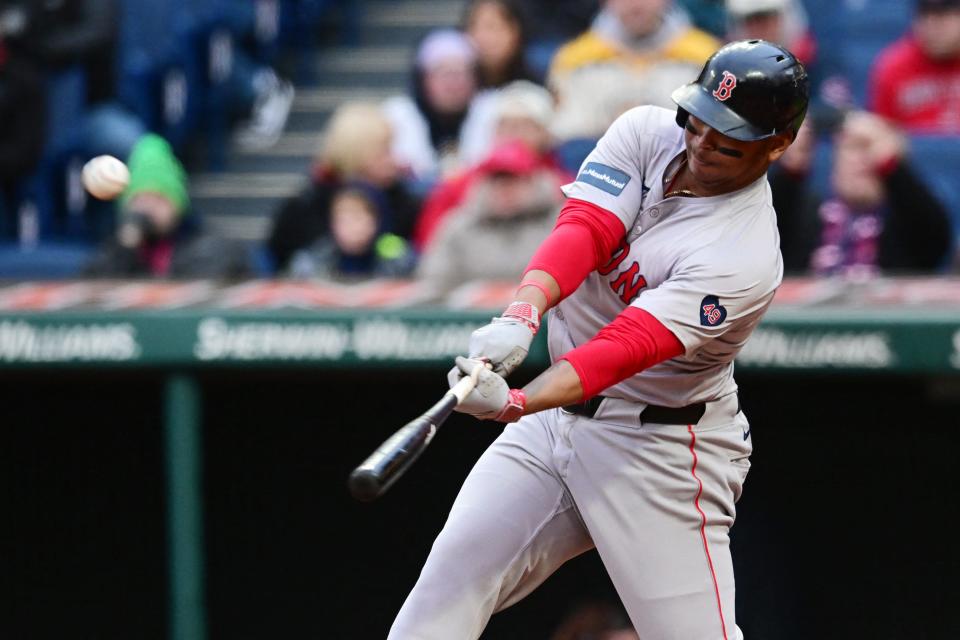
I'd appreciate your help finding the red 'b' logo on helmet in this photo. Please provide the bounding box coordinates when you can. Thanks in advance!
[712,70,737,101]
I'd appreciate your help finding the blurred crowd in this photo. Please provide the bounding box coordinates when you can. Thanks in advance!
[1,0,959,290]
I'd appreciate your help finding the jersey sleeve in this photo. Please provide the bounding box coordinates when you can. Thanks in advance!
[561,108,650,230]
[632,254,779,355]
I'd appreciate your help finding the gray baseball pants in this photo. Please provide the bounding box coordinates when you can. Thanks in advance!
[388,393,750,640]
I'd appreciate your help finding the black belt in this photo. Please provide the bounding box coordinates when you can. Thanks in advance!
[562,395,708,425]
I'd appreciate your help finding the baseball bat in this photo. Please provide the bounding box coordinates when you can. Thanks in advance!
[348,362,484,502]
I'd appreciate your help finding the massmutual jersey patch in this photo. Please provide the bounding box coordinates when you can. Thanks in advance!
[700,295,727,326]
[576,162,631,196]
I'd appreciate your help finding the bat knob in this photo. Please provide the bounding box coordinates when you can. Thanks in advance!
[348,468,382,502]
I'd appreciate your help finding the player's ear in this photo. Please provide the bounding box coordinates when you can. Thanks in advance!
[765,132,795,164]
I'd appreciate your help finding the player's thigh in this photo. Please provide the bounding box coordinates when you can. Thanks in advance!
[565,417,751,639]
[426,411,591,583]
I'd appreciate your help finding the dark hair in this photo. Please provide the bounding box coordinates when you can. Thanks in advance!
[462,0,535,89]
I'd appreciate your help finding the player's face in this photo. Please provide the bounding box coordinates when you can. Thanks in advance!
[683,116,791,195]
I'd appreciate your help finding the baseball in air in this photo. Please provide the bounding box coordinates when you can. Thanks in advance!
[81,155,130,200]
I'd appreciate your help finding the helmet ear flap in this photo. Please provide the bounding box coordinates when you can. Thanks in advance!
[676,107,690,130]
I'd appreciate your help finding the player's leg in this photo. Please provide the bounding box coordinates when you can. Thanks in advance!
[564,401,751,640]
[388,409,594,640]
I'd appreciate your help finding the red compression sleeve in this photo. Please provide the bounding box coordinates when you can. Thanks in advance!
[561,307,685,401]
[525,198,624,298]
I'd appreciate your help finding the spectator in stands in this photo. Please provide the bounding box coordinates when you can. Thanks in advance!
[417,140,563,297]
[2,0,145,160]
[84,134,251,278]
[287,183,415,281]
[457,0,545,164]
[725,0,816,66]
[463,0,538,88]
[547,0,719,98]
[0,34,46,232]
[266,102,422,272]
[869,0,960,133]
[414,81,569,251]
[771,110,952,275]
[383,29,483,183]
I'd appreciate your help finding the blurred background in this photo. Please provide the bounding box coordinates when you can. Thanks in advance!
[1,0,959,638]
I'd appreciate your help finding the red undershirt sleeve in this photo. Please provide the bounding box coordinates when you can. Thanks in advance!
[561,307,686,401]
[524,198,625,298]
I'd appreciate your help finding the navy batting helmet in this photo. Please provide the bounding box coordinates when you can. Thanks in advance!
[671,39,810,142]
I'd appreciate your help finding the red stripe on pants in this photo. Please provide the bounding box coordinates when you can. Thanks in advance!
[688,424,729,640]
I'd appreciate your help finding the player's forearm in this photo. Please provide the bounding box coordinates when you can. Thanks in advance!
[562,307,685,401]
[523,199,625,305]
[515,270,561,316]
[519,360,584,415]
[510,308,685,419]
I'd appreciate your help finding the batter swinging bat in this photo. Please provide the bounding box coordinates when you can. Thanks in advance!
[348,362,484,502]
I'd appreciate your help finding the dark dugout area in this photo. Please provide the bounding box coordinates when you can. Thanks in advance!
[2,369,958,639]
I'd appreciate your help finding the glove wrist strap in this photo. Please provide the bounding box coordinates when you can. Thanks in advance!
[502,301,540,335]
[495,389,526,423]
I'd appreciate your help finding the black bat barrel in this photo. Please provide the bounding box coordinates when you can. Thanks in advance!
[348,392,458,501]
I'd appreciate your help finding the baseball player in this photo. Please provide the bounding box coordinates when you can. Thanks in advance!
[389,40,810,640]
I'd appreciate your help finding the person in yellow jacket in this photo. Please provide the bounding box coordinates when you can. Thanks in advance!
[549,0,719,89]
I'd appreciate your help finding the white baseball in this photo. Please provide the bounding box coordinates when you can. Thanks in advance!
[81,155,130,200]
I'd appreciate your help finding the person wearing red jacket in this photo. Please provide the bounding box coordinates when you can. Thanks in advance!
[413,80,572,251]
[869,0,960,133]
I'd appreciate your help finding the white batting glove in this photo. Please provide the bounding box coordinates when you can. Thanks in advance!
[468,301,540,377]
[447,357,526,422]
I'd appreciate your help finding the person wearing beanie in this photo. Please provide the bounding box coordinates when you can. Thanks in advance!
[84,133,252,279]
[382,28,484,182]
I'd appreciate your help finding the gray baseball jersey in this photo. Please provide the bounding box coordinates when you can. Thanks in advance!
[555,105,783,407]
[389,105,777,640]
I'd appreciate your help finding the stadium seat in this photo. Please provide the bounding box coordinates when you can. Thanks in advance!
[803,0,912,106]
[554,138,597,175]
[908,135,960,243]
[0,242,92,280]
[15,67,88,243]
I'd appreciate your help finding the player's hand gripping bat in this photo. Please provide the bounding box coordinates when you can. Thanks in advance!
[348,361,485,502]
